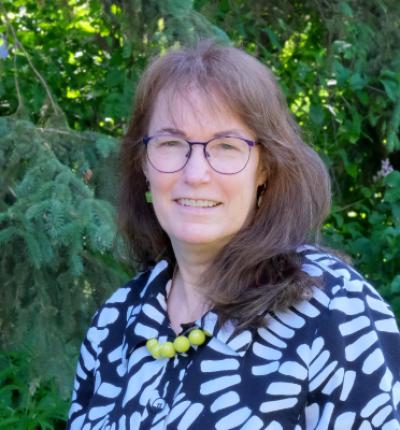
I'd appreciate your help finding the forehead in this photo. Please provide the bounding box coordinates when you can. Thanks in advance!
[147,87,253,138]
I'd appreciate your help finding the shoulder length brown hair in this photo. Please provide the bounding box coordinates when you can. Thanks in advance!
[119,40,331,330]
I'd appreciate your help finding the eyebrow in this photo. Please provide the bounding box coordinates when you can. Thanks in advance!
[152,127,249,139]
[153,127,186,137]
[213,129,247,138]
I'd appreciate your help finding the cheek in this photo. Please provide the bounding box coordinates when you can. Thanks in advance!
[148,170,172,193]
[245,174,260,207]
[149,176,175,217]
[226,178,258,216]
[150,195,172,234]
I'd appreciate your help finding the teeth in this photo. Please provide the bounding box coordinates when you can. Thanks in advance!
[178,199,219,208]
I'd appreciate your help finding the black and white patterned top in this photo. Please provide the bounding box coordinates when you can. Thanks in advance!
[68,248,400,430]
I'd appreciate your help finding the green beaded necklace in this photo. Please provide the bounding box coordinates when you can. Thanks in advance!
[146,328,209,359]
[146,268,210,359]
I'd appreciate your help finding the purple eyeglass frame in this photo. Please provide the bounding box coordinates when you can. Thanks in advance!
[142,135,258,174]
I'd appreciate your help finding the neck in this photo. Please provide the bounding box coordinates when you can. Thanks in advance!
[167,241,219,333]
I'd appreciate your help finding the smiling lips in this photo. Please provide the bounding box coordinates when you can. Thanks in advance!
[176,198,221,208]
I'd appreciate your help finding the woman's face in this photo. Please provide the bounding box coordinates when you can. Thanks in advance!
[145,89,266,253]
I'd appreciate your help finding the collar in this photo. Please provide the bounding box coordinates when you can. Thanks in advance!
[198,311,255,357]
[125,260,255,358]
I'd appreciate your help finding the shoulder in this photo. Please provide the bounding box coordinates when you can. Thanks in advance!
[87,260,170,343]
[295,245,400,358]
[299,245,388,305]
[292,246,400,349]
[291,247,400,424]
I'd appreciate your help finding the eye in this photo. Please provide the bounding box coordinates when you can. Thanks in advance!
[212,140,242,152]
[159,140,183,147]
[218,142,238,151]
[151,137,187,150]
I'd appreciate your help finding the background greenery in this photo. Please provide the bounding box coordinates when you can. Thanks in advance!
[0,0,399,427]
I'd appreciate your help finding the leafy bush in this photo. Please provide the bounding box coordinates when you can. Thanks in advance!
[0,350,68,429]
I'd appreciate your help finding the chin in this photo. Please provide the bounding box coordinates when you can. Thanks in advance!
[171,227,234,249]
[176,234,220,245]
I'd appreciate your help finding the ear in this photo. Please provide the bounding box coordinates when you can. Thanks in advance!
[255,145,268,187]
[256,164,268,187]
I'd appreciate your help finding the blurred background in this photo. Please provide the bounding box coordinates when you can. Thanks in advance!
[0,0,399,427]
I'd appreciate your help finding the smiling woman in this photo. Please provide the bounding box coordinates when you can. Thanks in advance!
[67,40,400,429]
[144,87,265,258]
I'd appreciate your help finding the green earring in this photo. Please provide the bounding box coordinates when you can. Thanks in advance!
[145,190,153,203]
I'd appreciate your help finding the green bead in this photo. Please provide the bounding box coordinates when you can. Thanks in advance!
[188,329,206,346]
[173,336,190,353]
[160,341,176,358]
[151,345,162,359]
[146,338,159,352]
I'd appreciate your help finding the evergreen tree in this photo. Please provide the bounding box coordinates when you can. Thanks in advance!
[0,113,130,395]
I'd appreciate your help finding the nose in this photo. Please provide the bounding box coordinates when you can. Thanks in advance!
[182,144,211,184]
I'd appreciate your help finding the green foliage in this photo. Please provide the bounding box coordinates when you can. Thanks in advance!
[0,0,399,424]
[0,0,227,134]
[0,350,67,429]
[0,115,130,397]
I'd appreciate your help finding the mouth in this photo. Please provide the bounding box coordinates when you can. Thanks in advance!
[175,198,221,208]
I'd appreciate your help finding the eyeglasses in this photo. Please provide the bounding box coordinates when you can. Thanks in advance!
[143,134,258,174]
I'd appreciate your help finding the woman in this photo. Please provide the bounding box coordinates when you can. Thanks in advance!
[68,40,400,429]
